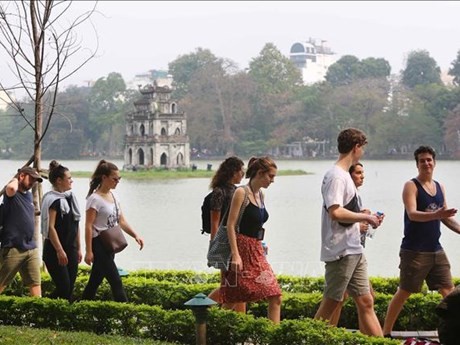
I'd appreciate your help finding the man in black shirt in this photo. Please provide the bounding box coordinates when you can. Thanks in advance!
[0,166,43,296]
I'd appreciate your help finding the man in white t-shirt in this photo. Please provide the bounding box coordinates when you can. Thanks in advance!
[314,128,384,337]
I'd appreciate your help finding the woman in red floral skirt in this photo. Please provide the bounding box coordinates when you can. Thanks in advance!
[221,156,282,323]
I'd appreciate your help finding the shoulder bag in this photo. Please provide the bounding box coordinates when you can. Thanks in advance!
[99,194,128,253]
[207,186,249,270]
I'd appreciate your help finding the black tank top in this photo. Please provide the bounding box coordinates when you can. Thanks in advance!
[401,178,443,252]
[238,202,269,239]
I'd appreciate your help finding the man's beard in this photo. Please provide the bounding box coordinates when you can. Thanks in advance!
[18,180,31,192]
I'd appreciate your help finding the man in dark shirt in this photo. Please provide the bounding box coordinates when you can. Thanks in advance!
[0,166,43,296]
[383,146,460,337]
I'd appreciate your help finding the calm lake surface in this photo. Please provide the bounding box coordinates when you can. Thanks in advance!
[2,158,460,278]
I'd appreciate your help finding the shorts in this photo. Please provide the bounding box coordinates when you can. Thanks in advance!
[399,249,453,293]
[324,253,370,301]
[0,247,41,287]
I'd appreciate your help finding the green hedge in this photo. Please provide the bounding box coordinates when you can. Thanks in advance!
[0,296,399,345]
[11,267,457,295]
[3,269,450,331]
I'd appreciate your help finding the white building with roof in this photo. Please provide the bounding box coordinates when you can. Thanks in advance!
[0,90,12,111]
[289,38,337,85]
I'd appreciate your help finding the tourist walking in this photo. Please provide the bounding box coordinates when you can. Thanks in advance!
[383,145,460,337]
[329,161,381,326]
[82,160,144,302]
[221,156,282,324]
[207,156,246,312]
[314,128,384,336]
[41,160,81,301]
[0,166,43,296]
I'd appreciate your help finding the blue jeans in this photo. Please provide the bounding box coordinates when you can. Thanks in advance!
[82,236,127,302]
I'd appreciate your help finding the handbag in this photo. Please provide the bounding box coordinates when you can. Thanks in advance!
[98,194,128,253]
[207,186,249,270]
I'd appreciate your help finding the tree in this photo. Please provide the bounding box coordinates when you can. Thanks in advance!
[444,104,460,158]
[181,59,255,155]
[248,42,302,95]
[168,48,222,100]
[325,55,391,86]
[401,50,442,88]
[360,57,391,79]
[42,85,91,158]
[0,0,97,238]
[87,72,133,156]
[325,55,360,86]
[248,43,302,141]
[448,49,460,86]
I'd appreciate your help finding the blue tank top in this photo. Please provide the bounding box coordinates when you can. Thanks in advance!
[401,178,443,252]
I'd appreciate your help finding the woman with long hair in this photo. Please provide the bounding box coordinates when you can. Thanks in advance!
[209,157,245,240]
[221,156,282,323]
[41,160,81,301]
[82,160,144,302]
[207,156,245,311]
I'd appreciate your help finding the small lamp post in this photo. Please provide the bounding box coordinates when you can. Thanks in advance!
[184,293,217,345]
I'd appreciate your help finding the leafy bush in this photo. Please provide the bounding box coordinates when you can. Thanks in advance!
[0,296,400,344]
[4,269,449,331]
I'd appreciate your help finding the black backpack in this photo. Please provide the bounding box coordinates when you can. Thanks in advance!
[200,190,230,235]
[200,192,213,235]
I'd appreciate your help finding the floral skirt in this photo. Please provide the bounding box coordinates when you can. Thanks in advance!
[221,233,281,303]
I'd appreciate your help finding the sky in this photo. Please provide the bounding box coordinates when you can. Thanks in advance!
[3,1,460,89]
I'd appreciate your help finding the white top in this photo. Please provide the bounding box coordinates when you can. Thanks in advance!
[320,165,362,262]
[86,193,120,238]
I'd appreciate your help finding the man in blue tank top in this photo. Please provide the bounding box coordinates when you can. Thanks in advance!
[383,145,460,337]
[0,166,43,296]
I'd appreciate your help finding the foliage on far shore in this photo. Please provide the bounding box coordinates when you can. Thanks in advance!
[71,168,310,180]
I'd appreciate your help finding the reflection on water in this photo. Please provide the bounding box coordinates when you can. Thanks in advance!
[2,158,460,277]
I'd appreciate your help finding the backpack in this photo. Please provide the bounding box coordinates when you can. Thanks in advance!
[200,190,230,235]
[200,192,213,234]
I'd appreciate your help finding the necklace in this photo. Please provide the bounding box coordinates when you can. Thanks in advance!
[248,182,260,207]
[424,181,436,195]
[248,182,265,227]
[417,178,436,196]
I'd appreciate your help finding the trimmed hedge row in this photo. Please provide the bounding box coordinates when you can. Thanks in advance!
[4,269,447,331]
[0,296,399,345]
[9,267,460,295]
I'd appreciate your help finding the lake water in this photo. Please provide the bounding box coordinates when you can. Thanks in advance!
[2,158,460,278]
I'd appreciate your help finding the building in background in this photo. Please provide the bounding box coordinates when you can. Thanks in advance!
[124,79,190,170]
[289,38,337,85]
[0,90,14,111]
[127,69,171,90]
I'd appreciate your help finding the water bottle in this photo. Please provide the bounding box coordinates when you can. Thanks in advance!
[261,242,268,256]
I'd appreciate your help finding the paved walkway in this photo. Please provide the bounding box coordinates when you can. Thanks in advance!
[347,330,439,342]
[391,330,439,342]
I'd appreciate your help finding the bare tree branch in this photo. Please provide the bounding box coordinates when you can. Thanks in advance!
[0,0,98,242]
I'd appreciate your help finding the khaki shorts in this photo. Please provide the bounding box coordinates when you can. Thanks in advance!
[0,247,41,287]
[324,253,370,301]
[399,249,453,293]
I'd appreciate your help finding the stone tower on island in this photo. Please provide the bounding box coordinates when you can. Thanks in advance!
[124,78,190,170]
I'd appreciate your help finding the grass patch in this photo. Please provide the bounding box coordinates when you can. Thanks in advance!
[0,325,174,345]
[72,169,311,180]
